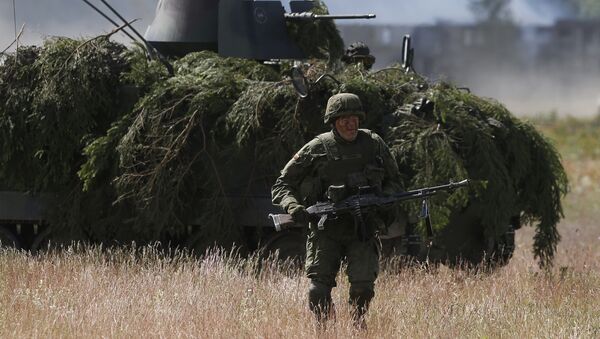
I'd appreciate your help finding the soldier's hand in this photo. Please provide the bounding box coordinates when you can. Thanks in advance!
[289,204,310,224]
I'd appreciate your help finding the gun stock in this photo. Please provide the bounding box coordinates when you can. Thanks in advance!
[268,213,295,232]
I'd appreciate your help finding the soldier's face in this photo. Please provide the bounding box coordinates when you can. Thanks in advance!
[335,115,360,142]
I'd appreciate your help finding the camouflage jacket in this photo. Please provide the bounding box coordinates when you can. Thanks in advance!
[272,129,402,213]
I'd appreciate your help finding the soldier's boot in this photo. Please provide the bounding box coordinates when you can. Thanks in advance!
[308,280,335,326]
[349,282,375,331]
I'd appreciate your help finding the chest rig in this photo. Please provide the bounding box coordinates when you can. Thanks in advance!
[314,130,379,199]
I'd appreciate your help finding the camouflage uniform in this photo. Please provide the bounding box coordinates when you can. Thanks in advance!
[272,93,402,325]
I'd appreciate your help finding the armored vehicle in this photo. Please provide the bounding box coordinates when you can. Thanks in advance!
[0,0,566,268]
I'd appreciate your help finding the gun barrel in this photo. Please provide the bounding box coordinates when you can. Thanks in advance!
[392,179,470,201]
[427,179,469,192]
[285,13,376,20]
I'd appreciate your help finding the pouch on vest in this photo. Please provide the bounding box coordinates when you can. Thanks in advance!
[300,176,322,205]
[347,171,369,189]
[364,164,385,192]
[327,185,348,203]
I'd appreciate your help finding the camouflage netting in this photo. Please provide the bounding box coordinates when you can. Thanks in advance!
[0,38,127,191]
[0,4,567,266]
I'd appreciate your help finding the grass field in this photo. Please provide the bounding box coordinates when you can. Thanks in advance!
[0,117,599,338]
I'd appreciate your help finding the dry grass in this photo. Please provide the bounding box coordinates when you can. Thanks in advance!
[1,117,599,338]
[0,217,597,338]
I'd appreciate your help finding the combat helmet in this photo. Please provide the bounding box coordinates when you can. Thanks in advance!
[342,41,376,69]
[324,93,366,124]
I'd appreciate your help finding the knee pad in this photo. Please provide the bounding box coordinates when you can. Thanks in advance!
[308,280,332,311]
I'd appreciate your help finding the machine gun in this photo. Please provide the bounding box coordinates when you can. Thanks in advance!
[269,179,470,232]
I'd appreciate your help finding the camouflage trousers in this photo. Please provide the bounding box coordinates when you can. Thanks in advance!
[305,215,380,288]
[304,215,380,325]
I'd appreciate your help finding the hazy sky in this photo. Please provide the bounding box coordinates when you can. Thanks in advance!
[0,0,573,51]
[0,1,593,116]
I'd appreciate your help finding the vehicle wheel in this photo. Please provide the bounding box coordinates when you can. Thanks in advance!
[184,225,249,257]
[30,227,52,253]
[435,201,513,270]
[487,225,516,268]
[0,225,21,249]
[262,230,306,265]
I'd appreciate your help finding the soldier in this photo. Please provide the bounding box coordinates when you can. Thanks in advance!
[271,93,402,329]
[341,41,376,70]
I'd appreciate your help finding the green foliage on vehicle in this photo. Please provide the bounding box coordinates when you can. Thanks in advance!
[0,22,567,266]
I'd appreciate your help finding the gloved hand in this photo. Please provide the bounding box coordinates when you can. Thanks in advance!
[288,204,311,224]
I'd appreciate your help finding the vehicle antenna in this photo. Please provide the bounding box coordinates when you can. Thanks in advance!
[12,0,17,52]
[98,0,155,54]
[98,0,174,75]
[81,0,139,43]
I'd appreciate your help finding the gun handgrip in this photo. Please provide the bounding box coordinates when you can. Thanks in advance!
[317,214,328,230]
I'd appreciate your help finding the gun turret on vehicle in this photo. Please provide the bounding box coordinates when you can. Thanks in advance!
[283,13,376,20]
[144,0,375,59]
